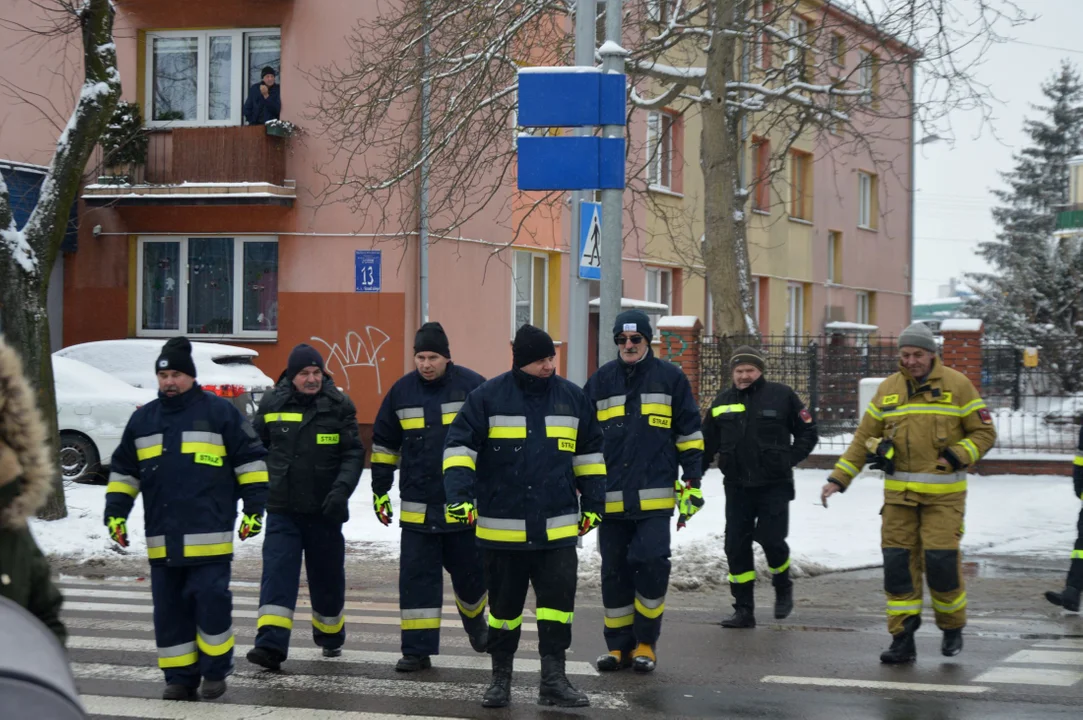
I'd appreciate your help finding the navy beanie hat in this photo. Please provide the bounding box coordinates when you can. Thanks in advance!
[512,324,556,368]
[286,343,325,380]
[155,337,197,378]
[613,309,653,343]
[414,322,451,358]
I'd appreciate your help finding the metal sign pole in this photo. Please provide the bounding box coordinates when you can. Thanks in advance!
[598,0,624,370]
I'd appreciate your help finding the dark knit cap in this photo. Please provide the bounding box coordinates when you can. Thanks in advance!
[261,66,276,77]
[414,321,451,358]
[155,337,197,378]
[613,309,653,343]
[286,343,325,380]
[730,345,766,372]
[512,324,556,369]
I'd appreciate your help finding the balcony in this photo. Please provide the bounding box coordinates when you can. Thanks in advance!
[1055,205,1083,235]
[83,126,295,207]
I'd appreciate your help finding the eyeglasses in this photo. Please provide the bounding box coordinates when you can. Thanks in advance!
[615,335,644,346]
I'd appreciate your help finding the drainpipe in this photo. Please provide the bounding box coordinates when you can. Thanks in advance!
[419,0,432,324]
[907,58,915,322]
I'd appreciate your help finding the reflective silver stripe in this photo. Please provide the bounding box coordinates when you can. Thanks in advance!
[401,501,428,515]
[443,446,478,461]
[259,604,294,620]
[890,471,967,484]
[313,610,344,625]
[489,415,527,427]
[146,535,166,548]
[477,516,527,531]
[455,592,488,614]
[401,608,442,620]
[605,604,635,618]
[183,531,233,545]
[181,431,224,445]
[676,431,704,443]
[635,592,665,609]
[544,415,580,429]
[640,393,673,405]
[395,407,425,419]
[371,444,400,457]
[158,641,197,658]
[135,434,163,449]
[605,491,624,502]
[234,460,267,475]
[596,395,625,411]
[639,487,675,500]
[441,402,464,414]
[197,626,233,646]
[573,453,605,467]
[546,513,580,529]
[107,472,139,490]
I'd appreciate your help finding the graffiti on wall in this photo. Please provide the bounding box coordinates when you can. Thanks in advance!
[311,326,392,394]
[659,330,688,363]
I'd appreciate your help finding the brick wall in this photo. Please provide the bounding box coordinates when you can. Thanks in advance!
[941,325,983,389]
[657,317,702,400]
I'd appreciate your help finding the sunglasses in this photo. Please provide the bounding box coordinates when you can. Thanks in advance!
[615,335,645,346]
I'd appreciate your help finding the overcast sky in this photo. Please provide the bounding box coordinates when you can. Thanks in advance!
[912,1,1083,302]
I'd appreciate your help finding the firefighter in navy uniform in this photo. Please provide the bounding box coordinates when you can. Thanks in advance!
[246,344,364,671]
[1046,424,1083,613]
[702,345,818,629]
[370,322,489,672]
[443,324,606,709]
[584,310,704,673]
[105,337,269,701]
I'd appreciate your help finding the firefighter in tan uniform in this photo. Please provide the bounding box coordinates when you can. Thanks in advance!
[821,323,996,664]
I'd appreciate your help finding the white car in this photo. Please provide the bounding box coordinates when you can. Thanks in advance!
[54,339,275,418]
[53,355,157,483]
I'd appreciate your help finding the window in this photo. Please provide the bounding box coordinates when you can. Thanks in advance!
[646,0,670,23]
[645,267,673,326]
[757,1,774,69]
[512,250,549,334]
[146,29,281,126]
[829,34,845,66]
[752,136,770,211]
[137,236,278,338]
[751,276,762,331]
[646,111,674,190]
[856,49,879,106]
[786,17,809,81]
[827,230,842,283]
[790,150,812,220]
[858,171,878,229]
[856,292,869,325]
[785,283,805,342]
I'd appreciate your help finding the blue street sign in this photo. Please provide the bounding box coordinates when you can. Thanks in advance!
[517,69,626,127]
[579,202,602,280]
[517,136,626,191]
[354,250,381,293]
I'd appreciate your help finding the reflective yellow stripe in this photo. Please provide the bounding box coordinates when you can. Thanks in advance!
[932,593,967,614]
[884,479,968,494]
[959,439,980,464]
[958,399,986,416]
[476,526,528,543]
[196,630,235,656]
[237,471,269,485]
[728,571,756,584]
[545,426,577,440]
[1074,455,1083,467]
[180,442,226,456]
[546,523,578,541]
[136,445,163,461]
[399,417,425,430]
[456,593,488,619]
[865,402,884,421]
[265,412,303,422]
[400,511,426,524]
[640,497,676,510]
[443,455,476,471]
[573,463,606,477]
[605,501,625,513]
[1072,550,1083,560]
[597,405,625,421]
[441,412,457,425]
[769,558,791,574]
[106,481,140,497]
[401,617,441,630]
[604,614,634,628]
[677,438,705,452]
[257,615,293,630]
[634,597,665,619]
[158,652,198,669]
[536,608,574,624]
[488,614,523,631]
[184,543,233,558]
[642,403,672,417]
[312,613,346,634]
[711,403,746,417]
[835,459,859,478]
[887,600,923,615]
[371,452,400,465]
[147,546,167,560]
[489,426,527,439]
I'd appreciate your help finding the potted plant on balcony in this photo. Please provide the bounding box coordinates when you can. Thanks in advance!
[99,100,148,185]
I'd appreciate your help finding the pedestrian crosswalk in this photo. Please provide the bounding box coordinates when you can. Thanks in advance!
[60,578,630,718]
[973,637,1083,687]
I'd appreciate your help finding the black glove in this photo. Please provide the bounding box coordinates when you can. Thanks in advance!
[322,489,350,524]
[939,448,963,472]
[864,437,895,475]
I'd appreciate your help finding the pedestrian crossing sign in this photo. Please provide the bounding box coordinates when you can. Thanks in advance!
[579,201,602,280]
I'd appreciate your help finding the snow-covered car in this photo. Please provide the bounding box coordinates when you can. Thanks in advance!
[54,339,274,419]
[53,355,156,484]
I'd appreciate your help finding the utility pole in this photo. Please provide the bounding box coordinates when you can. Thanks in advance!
[598,0,624,370]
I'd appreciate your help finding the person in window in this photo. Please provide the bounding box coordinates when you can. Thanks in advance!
[244,66,281,125]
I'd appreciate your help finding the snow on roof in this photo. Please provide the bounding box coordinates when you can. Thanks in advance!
[517,65,601,74]
[825,321,879,332]
[588,297,670,311]
[940,318,983,332]
[657,315,701,328]
[597,40,629,56]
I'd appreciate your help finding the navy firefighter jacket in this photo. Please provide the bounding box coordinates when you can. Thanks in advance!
[105,384,268,566]
[442,368,606,551]
[584,349,704,518]
[370,363,486,533]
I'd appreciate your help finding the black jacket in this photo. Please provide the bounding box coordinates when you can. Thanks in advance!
[702,376,818,488]
[1074,425,1083,499]
[243,82,281,124]
[254,374,364,515]
[371,364,486,533]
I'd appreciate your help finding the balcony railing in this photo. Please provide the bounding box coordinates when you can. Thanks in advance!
[1056,207,1083,231]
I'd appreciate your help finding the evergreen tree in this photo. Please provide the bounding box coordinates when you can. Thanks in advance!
[967,61,1083,391]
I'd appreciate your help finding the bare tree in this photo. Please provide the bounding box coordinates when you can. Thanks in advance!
[0,0,122,518]
[310,0,1029,337]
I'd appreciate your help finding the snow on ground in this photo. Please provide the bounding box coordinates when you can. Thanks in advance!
[34,469,1080,591]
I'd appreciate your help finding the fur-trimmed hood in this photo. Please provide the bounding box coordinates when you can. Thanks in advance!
[0,336,54,528]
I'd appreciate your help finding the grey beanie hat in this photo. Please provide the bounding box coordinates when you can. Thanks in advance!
[898,322,937,353]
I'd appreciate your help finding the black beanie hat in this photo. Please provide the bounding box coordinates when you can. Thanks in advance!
[286,343,325,381]
[414,321,451,358]
[512,324,556,369]
[730,345,766,373]
[155,337,197,378]
[613,309,653,343]
[261,66,276,77]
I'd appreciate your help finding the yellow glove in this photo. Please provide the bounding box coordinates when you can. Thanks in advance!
[676,481,704,529]
[106,516,129,548]
[238,512,263,541]
[445,501,477,525]
[578,511,602,536]
[373,493,393,526]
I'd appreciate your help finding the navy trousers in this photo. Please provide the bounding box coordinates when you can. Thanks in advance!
[254,512,346,657]
[399,528,487,656]
[1067,505,1083,589]
[151,562,234,687]
[599,516,671,652]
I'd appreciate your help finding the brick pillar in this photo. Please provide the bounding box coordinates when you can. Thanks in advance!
[656,316,703,400]
[938,319,983,389]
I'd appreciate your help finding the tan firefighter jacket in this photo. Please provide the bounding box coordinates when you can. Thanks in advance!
[828,358,997,496]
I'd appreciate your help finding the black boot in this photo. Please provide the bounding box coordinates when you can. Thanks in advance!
[469,626,489,653]
[323,647,342,658]
[631,643,657,673]
[721,606,756,628]
[246,646,285,671]
[538,654,589,708]
[162,684,199,701]
[941,628,964,657]
[774,582,794,620]
[200,679,226,700]
[880,615,920,664]
[482,654,513,708]
[596,649,633,671]
[395,654,432,672]
[1045,586,1082,612]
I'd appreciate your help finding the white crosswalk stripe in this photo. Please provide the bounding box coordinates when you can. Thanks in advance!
[81,695,468,720]
[972,639,1083,687]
